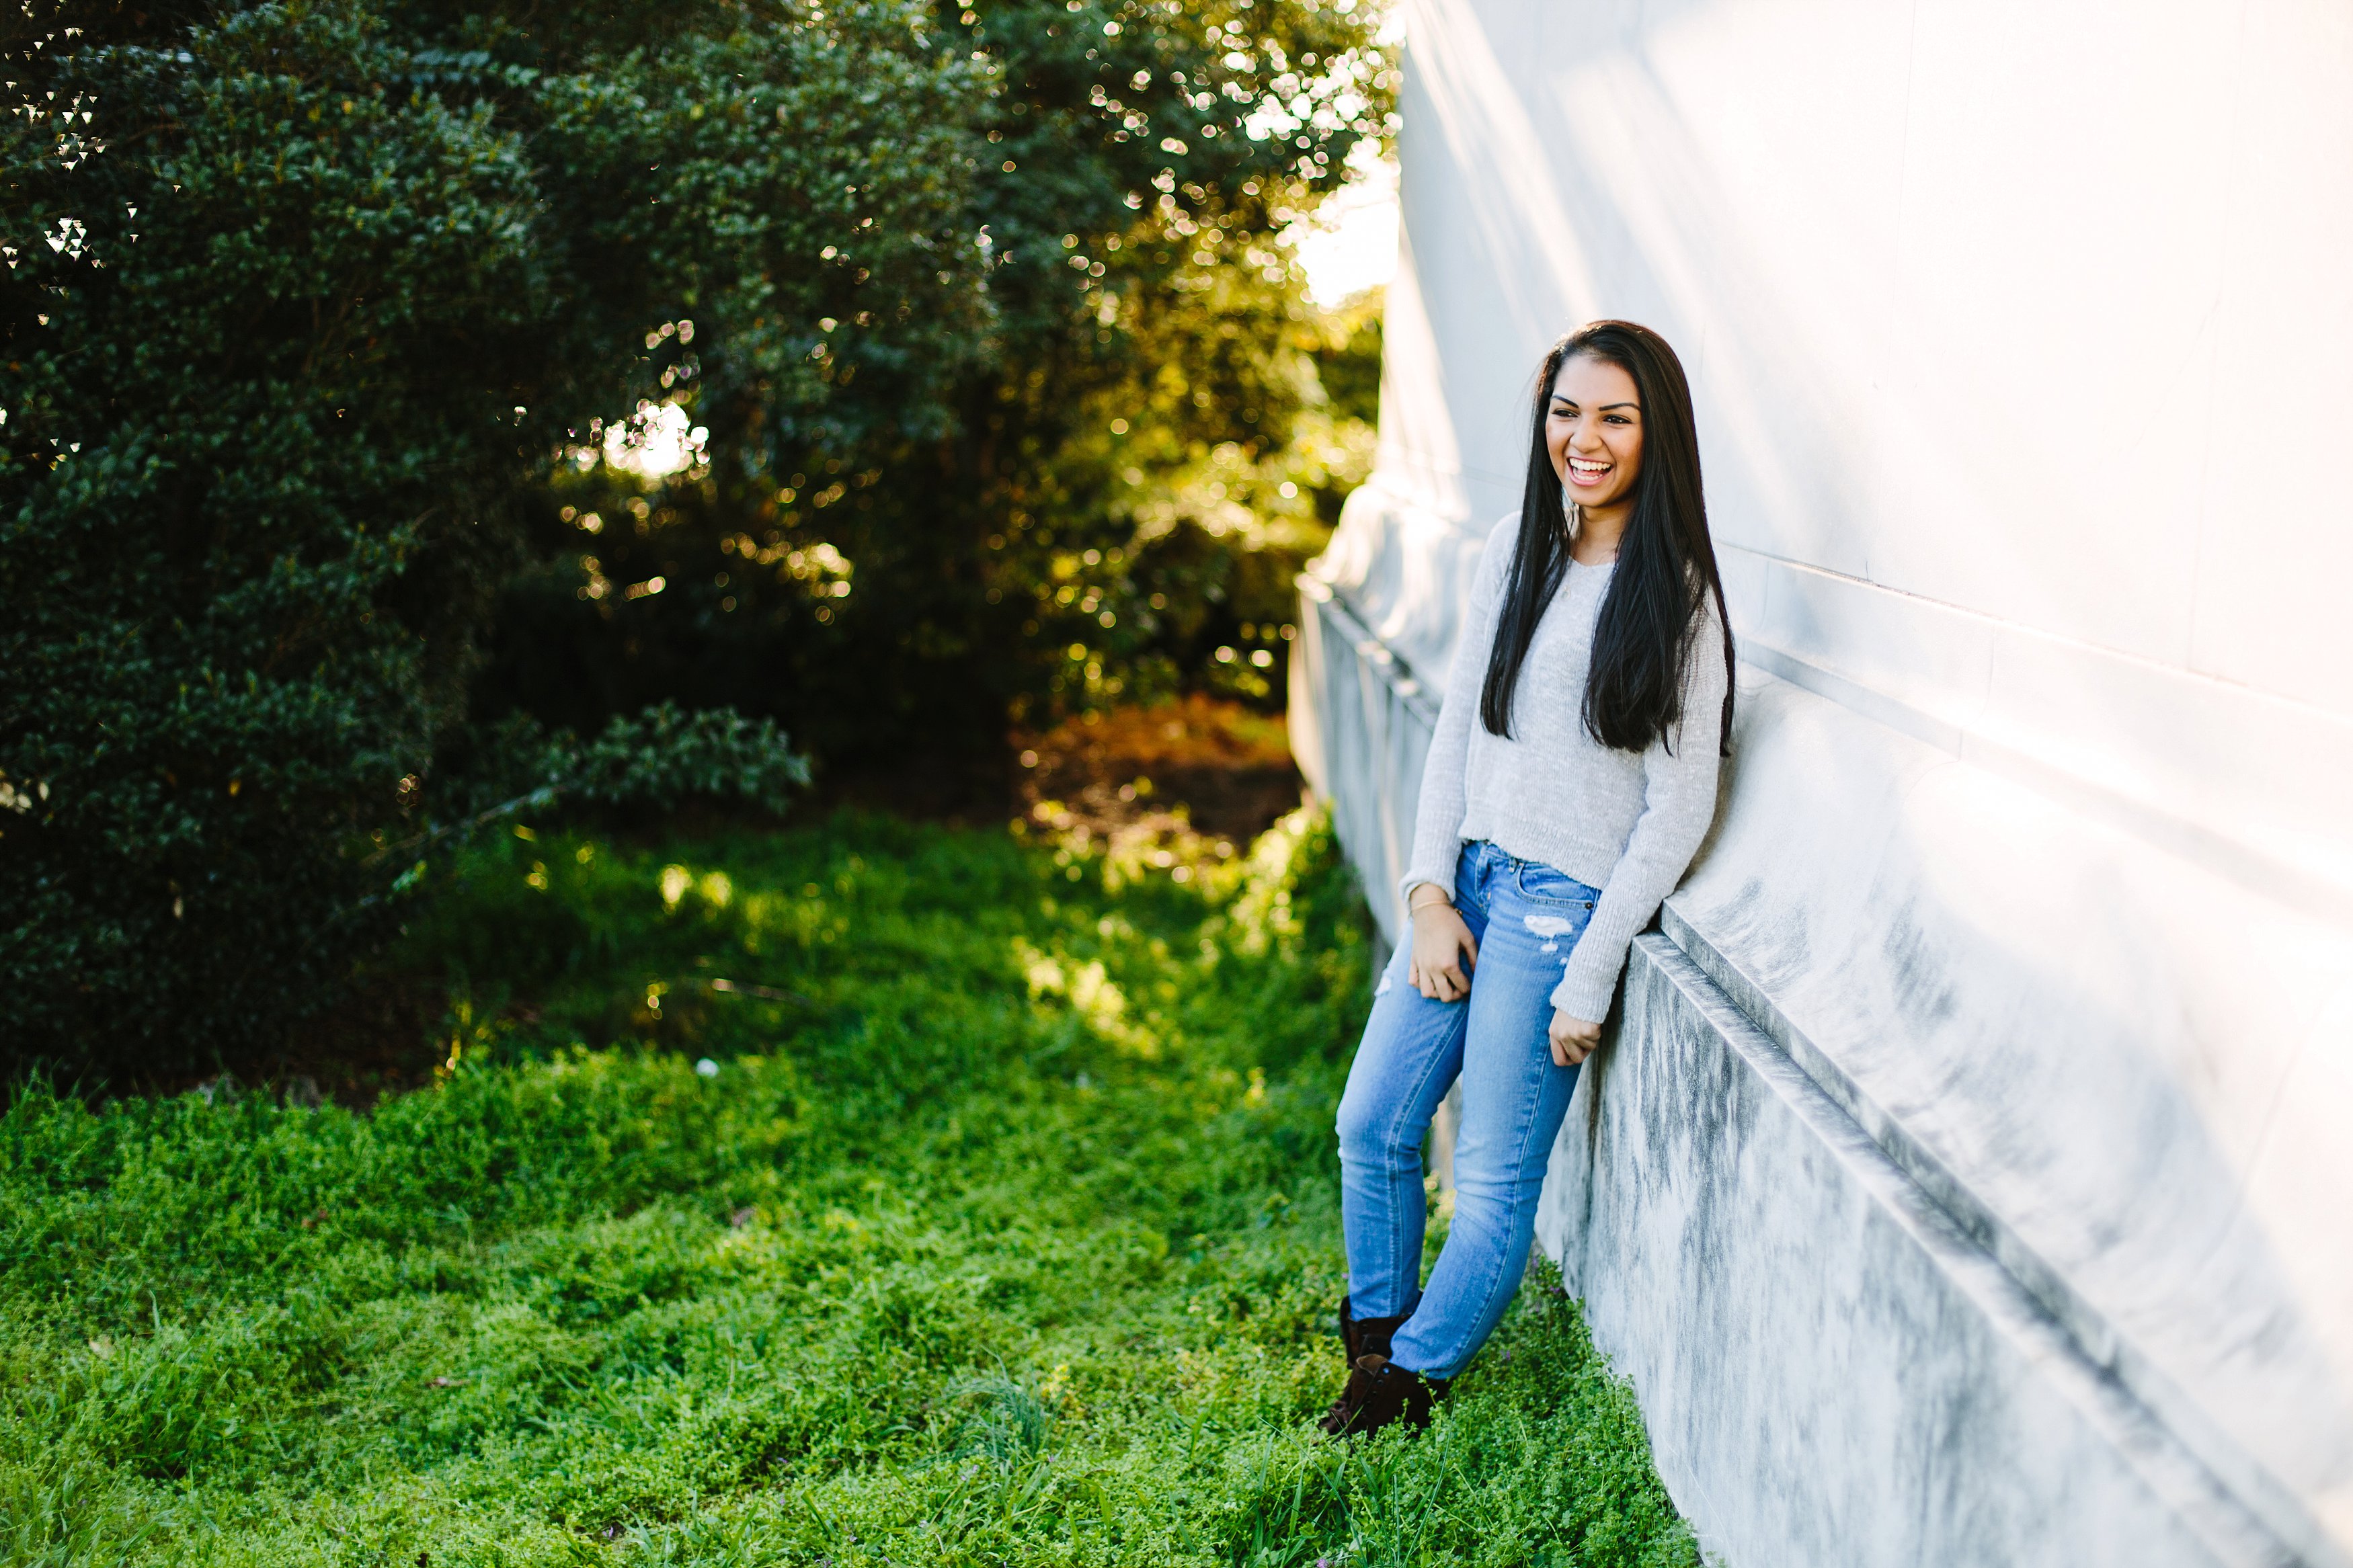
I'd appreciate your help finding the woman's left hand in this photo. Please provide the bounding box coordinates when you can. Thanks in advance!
[1548,1009,1602,1067]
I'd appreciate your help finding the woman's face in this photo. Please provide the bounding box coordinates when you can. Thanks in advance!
[1546,352,1644,513]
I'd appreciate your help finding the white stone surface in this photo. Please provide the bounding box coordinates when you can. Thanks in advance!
[1638,673,2353,1564]
[1547,932,2287,1568]
[1298,0,2353,1559]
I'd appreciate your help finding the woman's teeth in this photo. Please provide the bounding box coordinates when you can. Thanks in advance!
[1568,458,1609,484]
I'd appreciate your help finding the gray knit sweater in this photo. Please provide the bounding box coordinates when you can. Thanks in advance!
[1402,514,1729,1021]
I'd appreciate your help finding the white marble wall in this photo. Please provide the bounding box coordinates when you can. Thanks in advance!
[1548,927,2286,1568]
[1295,0,2353,1560]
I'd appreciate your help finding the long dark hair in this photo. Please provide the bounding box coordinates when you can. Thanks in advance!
[1478,321,1734,754]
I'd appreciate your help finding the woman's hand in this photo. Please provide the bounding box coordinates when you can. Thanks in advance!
[1549,1009,1602,1067]
[1407,896,1478,1002]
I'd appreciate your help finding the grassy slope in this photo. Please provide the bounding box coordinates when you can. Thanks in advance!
[0,810,1696,1567]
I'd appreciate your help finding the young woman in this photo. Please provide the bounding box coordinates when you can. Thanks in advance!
[1321,321,1736,1437]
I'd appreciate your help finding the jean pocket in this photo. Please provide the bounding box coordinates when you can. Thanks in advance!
[1514,860,1597,910]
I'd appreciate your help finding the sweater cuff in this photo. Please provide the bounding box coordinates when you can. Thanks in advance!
[1548,942,1625,1023]
[1396,845,1463,908]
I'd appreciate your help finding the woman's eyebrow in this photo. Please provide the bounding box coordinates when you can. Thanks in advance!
[1598,401,1638,411]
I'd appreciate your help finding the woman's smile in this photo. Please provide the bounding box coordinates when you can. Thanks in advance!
[1545,352,1646,523]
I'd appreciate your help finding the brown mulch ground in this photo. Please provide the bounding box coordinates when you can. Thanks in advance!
[1012,694,1304,857]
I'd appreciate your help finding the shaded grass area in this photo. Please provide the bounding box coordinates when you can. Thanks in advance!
[0,810,1697,1566]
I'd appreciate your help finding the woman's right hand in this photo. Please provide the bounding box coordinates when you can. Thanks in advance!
[1407,895,1478,1002]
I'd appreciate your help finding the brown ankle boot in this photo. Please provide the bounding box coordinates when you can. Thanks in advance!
[1320,1298,1412,1435]
[1338,1295,1410,1366]
[1322,1353,1448,1438]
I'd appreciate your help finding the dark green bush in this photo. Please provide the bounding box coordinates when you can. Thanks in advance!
[559,704,811,817]
[0,0,982,1071]
[3,0,559,1071]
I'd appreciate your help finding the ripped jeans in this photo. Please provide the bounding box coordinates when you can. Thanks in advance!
[1335,839,1597,1380]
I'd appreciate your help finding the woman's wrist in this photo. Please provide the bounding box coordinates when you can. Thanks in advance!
[1407,885,1453,915]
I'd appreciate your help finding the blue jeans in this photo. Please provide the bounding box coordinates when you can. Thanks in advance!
[1336,839,1597,1379]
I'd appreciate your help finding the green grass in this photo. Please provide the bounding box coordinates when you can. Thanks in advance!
[0,809,1697,1567]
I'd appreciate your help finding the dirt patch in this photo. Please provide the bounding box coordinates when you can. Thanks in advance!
[1012,695,1304,872]
[803,750,1012,825]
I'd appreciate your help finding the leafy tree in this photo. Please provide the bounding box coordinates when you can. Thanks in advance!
[0,0,986,1071]
[469,0,1394,774]
[0,0,1387,1071]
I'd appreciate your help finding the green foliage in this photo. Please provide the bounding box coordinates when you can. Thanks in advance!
[0,811,1696,1566]
[1,0,987,1068]
[5,0,559,1069]
[454,702,814,822]
[2,0,1388,1067]
[982,286,1385,714]
[560,704,811,816]
[468,0,1395,761]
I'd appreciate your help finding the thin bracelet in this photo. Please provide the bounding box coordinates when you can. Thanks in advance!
[1407,887,1451,914]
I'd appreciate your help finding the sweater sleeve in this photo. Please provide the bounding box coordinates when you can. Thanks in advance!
[1398,516,1518,905]
[1551,597,1730,1021]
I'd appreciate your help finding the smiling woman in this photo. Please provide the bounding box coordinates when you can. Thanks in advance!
[1320,321,1736,1437]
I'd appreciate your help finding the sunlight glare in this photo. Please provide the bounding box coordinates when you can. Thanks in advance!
[604,400,709,479]
[1290,141,1398,306]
